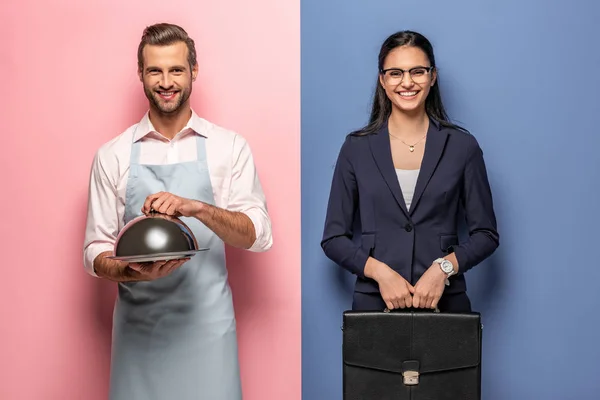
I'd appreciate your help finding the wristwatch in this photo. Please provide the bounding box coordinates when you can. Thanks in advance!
[434,258,455,286]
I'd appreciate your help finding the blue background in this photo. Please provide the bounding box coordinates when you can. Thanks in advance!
[301,0,600,399]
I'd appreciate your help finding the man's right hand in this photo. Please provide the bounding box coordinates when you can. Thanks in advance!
[93,251,189,282]
[128,258,190,281]
[364,257,415,310]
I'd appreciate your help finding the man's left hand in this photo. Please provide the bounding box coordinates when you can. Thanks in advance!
[142,192,202,217]
[412,263,447,309]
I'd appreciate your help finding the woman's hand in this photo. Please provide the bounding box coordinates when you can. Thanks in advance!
[364,257,415,310]
[412,263,447,309]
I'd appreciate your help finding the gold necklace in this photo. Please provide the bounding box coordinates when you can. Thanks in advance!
[389,132,427,152]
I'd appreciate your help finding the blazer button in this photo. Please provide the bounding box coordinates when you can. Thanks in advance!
[404,223,413,232]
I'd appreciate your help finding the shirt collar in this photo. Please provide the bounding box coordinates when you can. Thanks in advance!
[133,109,208,142]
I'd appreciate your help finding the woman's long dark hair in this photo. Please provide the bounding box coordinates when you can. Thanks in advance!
[351,30,467,136]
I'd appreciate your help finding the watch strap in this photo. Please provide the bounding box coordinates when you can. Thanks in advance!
[434,258,454,286]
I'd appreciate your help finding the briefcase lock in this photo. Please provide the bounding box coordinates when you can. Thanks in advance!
[402,370,419,385]
[401,361,420,386]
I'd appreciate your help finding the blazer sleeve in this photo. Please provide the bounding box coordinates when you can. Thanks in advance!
[453,140,500,274]
[321,137,369,279]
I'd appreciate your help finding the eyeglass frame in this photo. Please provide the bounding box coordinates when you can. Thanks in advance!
[379,66,435,83]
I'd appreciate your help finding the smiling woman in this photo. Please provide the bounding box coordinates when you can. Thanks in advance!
[319,31,499,398]
[321,30,499,312]
[379,48,436,117]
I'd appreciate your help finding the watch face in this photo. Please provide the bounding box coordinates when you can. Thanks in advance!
[441,260,453,273]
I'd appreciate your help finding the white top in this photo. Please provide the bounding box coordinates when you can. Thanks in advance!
[83,110,273,277]
[395,169,420,210]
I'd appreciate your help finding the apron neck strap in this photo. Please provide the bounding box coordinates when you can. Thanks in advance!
[195,134,206,164]
[131,128,142,166]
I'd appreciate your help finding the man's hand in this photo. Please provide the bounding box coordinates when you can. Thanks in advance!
[364,257,415,310]
[142,192,202,217]
[412,263,447,309]
[142,191,258,250]
[128,258,190,281]
[93,251,190,282]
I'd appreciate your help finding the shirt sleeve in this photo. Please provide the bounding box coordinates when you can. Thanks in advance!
[82,149,120,277]
[227,135,273,252]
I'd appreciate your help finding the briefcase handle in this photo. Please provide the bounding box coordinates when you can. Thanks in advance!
[383,306,440,313]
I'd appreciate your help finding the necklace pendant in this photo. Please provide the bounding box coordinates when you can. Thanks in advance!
[409,146,415,152]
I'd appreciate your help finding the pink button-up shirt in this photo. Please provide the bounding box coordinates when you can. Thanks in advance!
[83,110,273,276]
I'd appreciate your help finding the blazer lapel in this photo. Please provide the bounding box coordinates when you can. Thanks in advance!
[410,123,449,215]
[368,124,410,217]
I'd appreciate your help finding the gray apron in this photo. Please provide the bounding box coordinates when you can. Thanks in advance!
[108,130,242,400]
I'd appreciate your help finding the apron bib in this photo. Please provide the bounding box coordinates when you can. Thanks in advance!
[108,130,242,400]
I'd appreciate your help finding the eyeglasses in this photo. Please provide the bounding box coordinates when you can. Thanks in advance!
[380,66,434,85]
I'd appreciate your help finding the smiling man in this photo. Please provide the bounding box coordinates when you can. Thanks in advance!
[83,23,272,400]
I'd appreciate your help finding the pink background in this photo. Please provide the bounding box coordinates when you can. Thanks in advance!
[0,1,300,399]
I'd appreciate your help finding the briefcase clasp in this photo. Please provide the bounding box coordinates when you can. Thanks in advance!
[402,370,419,385]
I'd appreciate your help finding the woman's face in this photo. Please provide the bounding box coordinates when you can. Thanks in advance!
[379,45,437,115]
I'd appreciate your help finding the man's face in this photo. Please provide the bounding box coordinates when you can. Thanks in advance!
[138,42,197,114]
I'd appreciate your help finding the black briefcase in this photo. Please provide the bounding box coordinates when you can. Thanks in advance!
[342,309,482,400]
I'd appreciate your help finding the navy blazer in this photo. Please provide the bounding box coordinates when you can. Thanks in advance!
[321,118,499,296]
